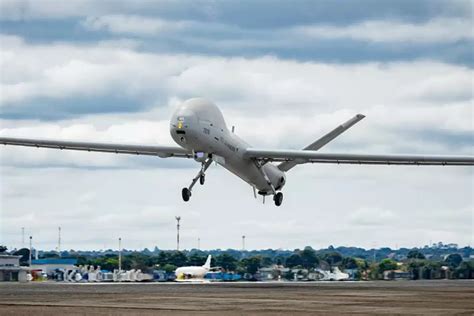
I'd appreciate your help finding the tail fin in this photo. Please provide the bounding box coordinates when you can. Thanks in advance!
[203,255,211,269]
[278,114,365,172]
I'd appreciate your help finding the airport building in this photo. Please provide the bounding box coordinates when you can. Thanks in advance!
[31,258,78,275]
[0,254,30,282]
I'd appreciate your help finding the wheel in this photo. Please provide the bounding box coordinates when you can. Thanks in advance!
[273,192,283,206]
[182,188,191,202]
[199,174,205,185]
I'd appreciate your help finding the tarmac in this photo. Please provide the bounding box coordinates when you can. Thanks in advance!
[0,280,473,315]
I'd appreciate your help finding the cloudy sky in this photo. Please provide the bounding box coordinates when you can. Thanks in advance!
[0,0,472,251]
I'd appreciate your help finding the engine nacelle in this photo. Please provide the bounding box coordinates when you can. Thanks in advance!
[275,174,286,190]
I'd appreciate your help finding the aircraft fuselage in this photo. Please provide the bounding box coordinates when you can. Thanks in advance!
[170,98,286,194]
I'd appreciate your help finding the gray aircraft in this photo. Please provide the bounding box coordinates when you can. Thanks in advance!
[1,98,473,206]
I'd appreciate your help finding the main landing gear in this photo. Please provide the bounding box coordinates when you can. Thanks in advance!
[254,160,284,207]
[258,191,284,206]
[182,158,212,202]
[273,192,283,207]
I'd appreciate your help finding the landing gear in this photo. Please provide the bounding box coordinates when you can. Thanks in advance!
[253,160,284,207]
[273,192,283,206]
[182,188,191,202]
[181,158,212,202]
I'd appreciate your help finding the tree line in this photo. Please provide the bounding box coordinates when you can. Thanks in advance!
[2,245,472,279]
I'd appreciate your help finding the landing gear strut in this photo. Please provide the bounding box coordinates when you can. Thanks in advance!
[182,158,212,202]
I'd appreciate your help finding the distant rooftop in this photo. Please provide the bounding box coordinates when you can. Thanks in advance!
[0,254,21,259]
[31,258,77,265]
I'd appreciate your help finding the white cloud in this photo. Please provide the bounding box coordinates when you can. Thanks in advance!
[82,15,191,36]
[0,35,199,106]
[2,34,472,114]
[294,18,473,43]
[0,118,188,168]
[77,14,474,46]
[349,207,396,226]
[1,164,472,250]
[0,0,153,21]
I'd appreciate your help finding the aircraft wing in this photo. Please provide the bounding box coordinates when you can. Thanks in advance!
[244,148,474,166]
[0,137,193,158]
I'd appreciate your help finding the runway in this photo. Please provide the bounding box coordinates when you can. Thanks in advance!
[0,280,473,315]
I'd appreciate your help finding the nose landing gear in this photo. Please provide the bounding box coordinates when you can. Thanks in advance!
[254,160,284,207]
[182,158,212,202]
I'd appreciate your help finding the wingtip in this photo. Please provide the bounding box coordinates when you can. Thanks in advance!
[357,114,366,119]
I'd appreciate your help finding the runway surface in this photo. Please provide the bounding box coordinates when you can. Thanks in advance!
[0,280,473,315]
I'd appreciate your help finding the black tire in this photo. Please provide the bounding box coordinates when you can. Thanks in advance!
[274,192,283,206]
[182,188,191,202]
[199,174,205,185]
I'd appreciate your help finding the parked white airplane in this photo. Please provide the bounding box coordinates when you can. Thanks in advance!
[175,255,212,282]
[316,267,349,281]
[1,98,473,206]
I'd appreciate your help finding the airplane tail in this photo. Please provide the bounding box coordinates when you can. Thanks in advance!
[278,114,365,172]
[203,255,211,269]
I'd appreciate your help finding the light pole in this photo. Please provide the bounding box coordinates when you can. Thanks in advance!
[29,236,32,267]
[198,237,200,250]
[175,216,181,251]
[242,235,246,251]
[57,226,61,257]
[21,227,25,249]
[118,237,122,272]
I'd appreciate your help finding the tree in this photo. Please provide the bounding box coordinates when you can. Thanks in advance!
[421,261,441,279]
[156,251,170,266]
[355,258,369,270]
[162,264,177,273]
[215,253,238,271]
[408,260,425,280]
[274,256,284,266]
[75,255,89,266]
[321,252,343,266]
[241,256,262,274]
[13,248,30,265]
[169,251,188,267]
[285,254,303,268]
[188,253,207,266]
[300,247,318,268]
[445,254,463,268]
[99,258,119,271]
[342,257,358,269]
[42,252,60,259]
[368,262,381,280]
[261,256,273,267]
[407,249,425,260]
[378,259,397,272]
[454,261,473,279]
[125,253,150,271]
[0,245,7,253]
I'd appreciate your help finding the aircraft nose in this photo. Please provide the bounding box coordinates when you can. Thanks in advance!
[170,109,196,147]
